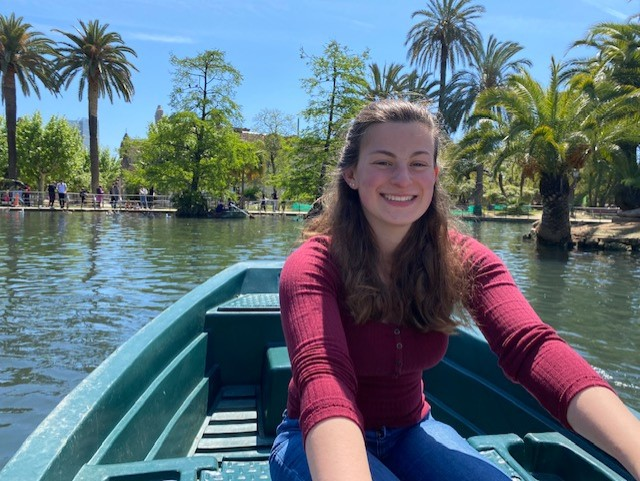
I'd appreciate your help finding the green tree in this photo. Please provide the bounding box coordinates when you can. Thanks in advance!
[300,40,369,196]
[54,19,137,193]
[443,34,531,132]
[16,113,85,194]
[405,0,484,115]
[571,22,640,210]
[140,111,242,200]
[169,50,242,123]
[0,13,57,180]
[475,59,589,246]
[252,108,295,198]
[364,62,438,102]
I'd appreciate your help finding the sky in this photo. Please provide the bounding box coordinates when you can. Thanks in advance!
[7,0,639,154]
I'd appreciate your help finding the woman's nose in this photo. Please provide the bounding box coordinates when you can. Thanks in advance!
[391,165,412,185]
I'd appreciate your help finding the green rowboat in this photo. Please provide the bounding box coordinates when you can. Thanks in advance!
[0,261,635,481]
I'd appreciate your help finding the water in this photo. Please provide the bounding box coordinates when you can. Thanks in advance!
[0,211,638,468]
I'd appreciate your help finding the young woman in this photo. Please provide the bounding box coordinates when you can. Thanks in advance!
[270,99,640,481]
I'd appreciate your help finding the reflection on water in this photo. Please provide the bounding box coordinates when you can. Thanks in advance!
[0,212,638,468]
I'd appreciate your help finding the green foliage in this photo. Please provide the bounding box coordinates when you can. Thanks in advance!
[172,189,210,218]
[16,112,85,190]
[279,136,326,202]
[169,50,242,122]
[140,111,246,197]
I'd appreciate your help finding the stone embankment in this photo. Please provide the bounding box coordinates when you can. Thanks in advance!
[572,217,640,251]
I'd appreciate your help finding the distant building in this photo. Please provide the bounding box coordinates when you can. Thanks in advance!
[68,118,90,149]
[155,105,164,123]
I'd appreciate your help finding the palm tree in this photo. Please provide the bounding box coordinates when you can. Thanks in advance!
[475,59,588,246]
[405,0,484,115]
[570,22,640,210]
[0,13,57,179]
[364,63,438,103]
[54,20,137,192]
[443,34,531,133]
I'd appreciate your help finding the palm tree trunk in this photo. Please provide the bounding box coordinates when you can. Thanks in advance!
[88,81,100,193]
[3,69,18,179]
[438,45,448,114]
[473,164,483,216]
[536,172,572,246]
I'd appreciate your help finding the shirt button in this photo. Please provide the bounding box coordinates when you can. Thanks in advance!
[396,342,403,350]
[394,328,400,335]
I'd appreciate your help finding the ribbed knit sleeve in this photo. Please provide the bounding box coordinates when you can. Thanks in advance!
[457,233,614,427]
[279,237,364,444]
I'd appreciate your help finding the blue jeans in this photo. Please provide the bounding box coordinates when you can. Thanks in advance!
[269,412,511,481]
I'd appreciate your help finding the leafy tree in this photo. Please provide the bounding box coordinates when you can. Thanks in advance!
[16,113,85,194]
[280,135,325,202]
[54,19,137,193]
[300,40,369,195]
[475,59,590,246]
[169,50,242,123]
[0,13,57,179]
[252,108,295,197]
[405,0,484,114]
[140,111,243,201]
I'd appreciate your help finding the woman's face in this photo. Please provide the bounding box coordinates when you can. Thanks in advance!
[343,121,438,246]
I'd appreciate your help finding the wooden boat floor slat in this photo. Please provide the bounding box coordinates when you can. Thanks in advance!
[209,411,257,422]
[198,435,272,450]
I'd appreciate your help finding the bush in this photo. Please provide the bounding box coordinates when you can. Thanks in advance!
[172,190,210,218]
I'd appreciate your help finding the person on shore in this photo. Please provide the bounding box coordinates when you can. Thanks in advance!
[110,183,119,209]
[23,185,31,207]
[96,185,104,208]
[261,195,267,212]
[56,181,67,209]
[270,99,640,481]
[47,182,56,208]
[139,186,149,209]
[80,188,87,209]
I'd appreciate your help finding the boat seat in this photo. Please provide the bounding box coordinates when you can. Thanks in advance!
[468,432,625,480]
[261,346,292,437]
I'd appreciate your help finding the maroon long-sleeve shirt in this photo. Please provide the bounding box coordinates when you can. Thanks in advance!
[279,234,612,444]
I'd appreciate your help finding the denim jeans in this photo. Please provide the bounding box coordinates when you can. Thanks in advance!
[269,412,512,481]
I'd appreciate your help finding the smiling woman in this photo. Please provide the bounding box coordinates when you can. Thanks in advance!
[270,99,640,481]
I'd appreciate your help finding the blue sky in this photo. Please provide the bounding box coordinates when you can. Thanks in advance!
[9,0,639,153]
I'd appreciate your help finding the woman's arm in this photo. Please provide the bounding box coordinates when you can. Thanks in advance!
[567,386,640,480]
[305,417,372,481]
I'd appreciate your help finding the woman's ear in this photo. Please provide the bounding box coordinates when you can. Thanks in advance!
[343,169,357,189]
[434,166,440,177]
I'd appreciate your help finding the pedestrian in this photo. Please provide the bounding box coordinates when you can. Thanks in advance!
[47,182,56,208]
[110,183,119,209]
[139,186,148,209]
[23,185,31,207]
[56,180,67,209]
[80,188,87,209]
[269,99,640,481]
[96,185,104,208]
[261,195,267,212]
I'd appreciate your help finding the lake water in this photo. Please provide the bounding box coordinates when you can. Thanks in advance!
[0,210,638,468]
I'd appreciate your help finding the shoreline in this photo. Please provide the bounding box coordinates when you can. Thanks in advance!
[4,205,639,250]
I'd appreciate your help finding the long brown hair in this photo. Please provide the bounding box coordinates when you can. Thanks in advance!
[304,99,467,333]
